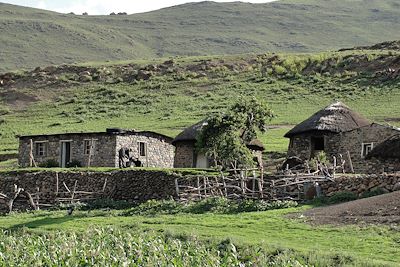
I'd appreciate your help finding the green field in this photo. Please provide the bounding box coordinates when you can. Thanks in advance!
[0,205,399,266]
[1,0,400,72]
[1,50,399,164]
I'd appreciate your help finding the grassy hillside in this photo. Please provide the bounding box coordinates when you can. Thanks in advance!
[0,47,399,163]
[1,0,400,72]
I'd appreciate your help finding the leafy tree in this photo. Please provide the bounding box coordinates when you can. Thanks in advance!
[197,98,274,169]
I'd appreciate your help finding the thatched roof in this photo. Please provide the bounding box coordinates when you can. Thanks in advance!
[284,102,370,138]
[172,119,265,151]
[366,134,400,160]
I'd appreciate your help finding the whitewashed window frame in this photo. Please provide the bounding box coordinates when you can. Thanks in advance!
[361,142,374,158]
[34,141,48,157]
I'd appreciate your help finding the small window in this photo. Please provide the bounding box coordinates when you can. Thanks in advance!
[362,143,373,157]
[84,140,95,155]
[139,142,146,157]
[35,142,46,157]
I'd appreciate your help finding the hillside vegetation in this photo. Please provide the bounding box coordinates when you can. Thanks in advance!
[0,46,399,160]
[1,0,400,72]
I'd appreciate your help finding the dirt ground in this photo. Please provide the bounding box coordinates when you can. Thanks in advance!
[299,191,400,225]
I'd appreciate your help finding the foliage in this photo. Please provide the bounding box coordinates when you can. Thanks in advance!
[310,151,330,170]
[0,227,383,267]
[360,188,387,199]
[66,159,82,168]
[197,97,273,168]
[38,159,59,168]
[328,191,358,204]
[124,197,298,216]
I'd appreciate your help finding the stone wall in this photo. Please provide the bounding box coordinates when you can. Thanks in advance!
[0,170,179,206]
[116,133,174,168]
[320,173,400,197]
[1,170,399,210]
[19,133,117,168]
[332,124,399,173]
[174,141,195,168]
[286,124,399,173]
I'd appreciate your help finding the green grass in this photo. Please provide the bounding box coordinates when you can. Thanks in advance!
[1,50,400,159]
[0,207,399,266]
[1,0,400,72]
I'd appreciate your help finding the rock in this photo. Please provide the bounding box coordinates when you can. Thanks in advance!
[393,182,400,191]
[79,75,92,82]
[137,70,152,80]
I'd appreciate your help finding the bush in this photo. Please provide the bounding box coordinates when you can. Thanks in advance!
[39,159,59,168]
[123,198,298,216]
[329,191,358,204]
[360,188,387,199]
[83,198,133,210]
[66,159,82,168]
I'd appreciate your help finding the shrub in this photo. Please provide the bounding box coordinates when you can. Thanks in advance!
[360,187,387,199]
[66,159,82,168]
[329,191,358,204]
[83,198,133,210]
[39,159,59,168]
[123,198,298,216]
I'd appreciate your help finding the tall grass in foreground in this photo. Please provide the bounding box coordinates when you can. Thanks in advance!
[0,227,389,267]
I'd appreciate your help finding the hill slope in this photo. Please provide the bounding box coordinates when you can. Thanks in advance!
[1,0,400,72]
[0,45,399,159]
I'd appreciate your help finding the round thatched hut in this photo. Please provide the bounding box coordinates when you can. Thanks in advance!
[285,101,370,159]
[172,120,265,168]
[285,101,400,173]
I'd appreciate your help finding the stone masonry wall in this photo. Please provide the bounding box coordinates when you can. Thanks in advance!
[286,124,399,173]
[174,141,195,168]
[19,134,117,168]
[116,133,174,168]
[320,173,400,197]
[327,124,399,173]
[0,170,179,207]
[1,170,399,211]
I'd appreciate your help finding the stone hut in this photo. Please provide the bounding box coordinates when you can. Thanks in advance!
[285,102,399,173]
[173,120,265,168]
[18,128,174,168]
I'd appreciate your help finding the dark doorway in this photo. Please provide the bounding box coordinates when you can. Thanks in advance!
[311,136,325,157]
[60,141,71,168]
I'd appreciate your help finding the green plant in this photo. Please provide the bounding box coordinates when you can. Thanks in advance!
[328,191,358,204]
[38,159,59,168]
[360,187,387,198]
[66,159,82,168]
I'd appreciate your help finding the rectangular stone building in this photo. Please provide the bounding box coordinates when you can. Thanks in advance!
[18,129,174,168]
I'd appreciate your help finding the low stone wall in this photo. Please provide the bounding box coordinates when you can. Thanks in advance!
[320,173,400,197]
[1,170,399,211]
[0,170,179,206]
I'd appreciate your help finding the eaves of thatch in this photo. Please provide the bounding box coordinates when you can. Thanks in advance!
[284,101,370,138]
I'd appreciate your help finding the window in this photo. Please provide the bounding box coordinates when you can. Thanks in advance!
[35,142,46,157]
[138,142,146,157]
[83,140,96,155]
[362,143,373,157]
